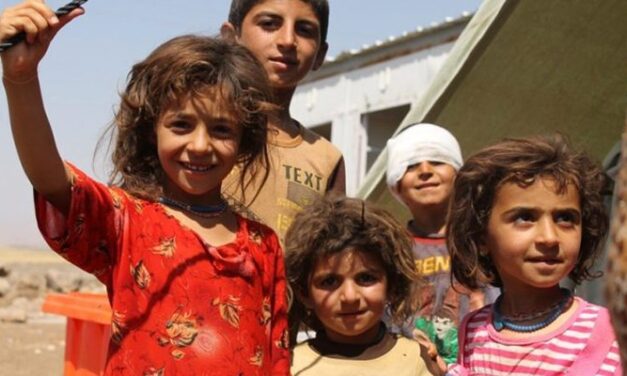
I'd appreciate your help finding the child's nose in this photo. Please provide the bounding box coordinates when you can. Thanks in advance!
[277,24,296,48]
[536,218,559,246]
[188,129,212,153]
[417,162,434,175]
[339,281,359,303]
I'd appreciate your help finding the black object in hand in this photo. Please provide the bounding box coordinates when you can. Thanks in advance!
[0,0,89,53]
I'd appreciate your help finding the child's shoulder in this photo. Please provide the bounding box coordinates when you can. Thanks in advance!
[576,297,605,310]
[568,298,623,374]
[458,304,493,336]
[64,162,144,206]
[568,296,609,319]
[572,297,612,324]
[64,162,98,188]
[292,339,319,365]
[298,123,343,155]
[239,215,281,247]
[465,302,493,319]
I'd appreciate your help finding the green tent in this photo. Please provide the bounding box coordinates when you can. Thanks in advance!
[359,0,627,212]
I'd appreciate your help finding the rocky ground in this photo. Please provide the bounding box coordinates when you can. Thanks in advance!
[0,247,105,376]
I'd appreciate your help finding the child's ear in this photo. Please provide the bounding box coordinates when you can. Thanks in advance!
[312,42,328,71]
[220,22,238,42]
[478,241,490,258]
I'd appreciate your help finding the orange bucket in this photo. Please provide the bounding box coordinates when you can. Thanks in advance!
[42,293,112,376]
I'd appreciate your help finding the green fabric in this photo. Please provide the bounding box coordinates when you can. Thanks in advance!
[415,317,459,365]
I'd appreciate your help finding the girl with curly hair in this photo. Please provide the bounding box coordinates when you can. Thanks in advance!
[286,195,441,375]
[447,134,622,375]
[1,2,289,374]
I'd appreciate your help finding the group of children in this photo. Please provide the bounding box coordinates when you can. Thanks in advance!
[0,0,623,375]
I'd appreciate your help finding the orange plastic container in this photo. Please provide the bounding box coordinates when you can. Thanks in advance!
[42,293,112,376]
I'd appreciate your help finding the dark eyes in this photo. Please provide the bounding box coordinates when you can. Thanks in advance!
[555,211,580,226]
[258,17,280,30]
[315,272,380,290]
[295,22,318,38]
[212,124,235,138]
[318,275,338,289]
[169,120,192,132]
[256,17,319,38]
[355,272,379,285]
[513,211,535,224]
[511,211,580,227]
[166,120,235,138]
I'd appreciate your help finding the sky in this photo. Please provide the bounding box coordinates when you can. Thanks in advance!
[0,0,482,248]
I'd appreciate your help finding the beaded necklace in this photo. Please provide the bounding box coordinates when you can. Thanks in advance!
[159,196,228,218]
[492,288,574,332]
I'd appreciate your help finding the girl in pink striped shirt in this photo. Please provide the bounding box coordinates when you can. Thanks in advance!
[446,135,622,375]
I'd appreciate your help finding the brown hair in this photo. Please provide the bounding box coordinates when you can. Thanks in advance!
[103,35,274,200]
[285,195,421,338]
[448,134,609,289]
[228,0,329,44]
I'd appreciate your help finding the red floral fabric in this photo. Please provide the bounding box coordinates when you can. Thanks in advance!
[35,164,290,375]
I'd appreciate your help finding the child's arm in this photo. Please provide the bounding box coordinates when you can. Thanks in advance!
[1,1,84,215]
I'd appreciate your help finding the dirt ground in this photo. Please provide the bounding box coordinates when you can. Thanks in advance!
[0,248,77,376]
[0,320,66,376]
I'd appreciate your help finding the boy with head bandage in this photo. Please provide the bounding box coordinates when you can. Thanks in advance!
[386,123,497,369]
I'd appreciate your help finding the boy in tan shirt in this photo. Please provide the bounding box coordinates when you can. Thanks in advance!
[221,0,345,243]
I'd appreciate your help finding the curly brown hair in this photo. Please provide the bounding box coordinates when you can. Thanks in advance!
[103,35,274,200]
[448,134,609,289]
[285,195,421,339]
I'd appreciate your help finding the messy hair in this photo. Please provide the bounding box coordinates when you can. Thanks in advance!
[285,195,421,339]
[104,35,274,200]
[448,134,609,289]
[228,0,329,44]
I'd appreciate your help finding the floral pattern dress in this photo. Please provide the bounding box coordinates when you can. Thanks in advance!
[35,164,290,375]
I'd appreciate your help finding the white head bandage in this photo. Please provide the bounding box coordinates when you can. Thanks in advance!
[386,123,462,201]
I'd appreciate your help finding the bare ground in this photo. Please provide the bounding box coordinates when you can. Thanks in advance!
[0,247,98,376]
[0,321,66,376]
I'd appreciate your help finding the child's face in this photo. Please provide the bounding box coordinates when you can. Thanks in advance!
[398,161,456,211]
[231,0,327,90]
[485,178,581,295]
[305,248,388,345]
[155,92,242,204]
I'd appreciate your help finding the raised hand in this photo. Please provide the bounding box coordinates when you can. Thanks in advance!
[0,0,84,82]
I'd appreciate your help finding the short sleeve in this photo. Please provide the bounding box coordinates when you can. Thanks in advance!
[35,163,123,286]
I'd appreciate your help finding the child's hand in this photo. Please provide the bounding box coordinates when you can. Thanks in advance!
[413,329,448,375]
[0,0,84,82]
[413,328,437,357]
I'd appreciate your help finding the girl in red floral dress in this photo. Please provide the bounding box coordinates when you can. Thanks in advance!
[0,2,289,375]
